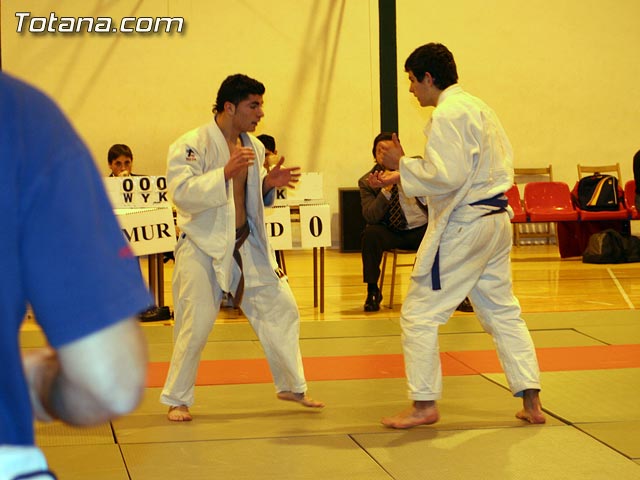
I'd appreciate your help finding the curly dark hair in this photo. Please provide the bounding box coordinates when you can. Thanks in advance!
[213,74,265,113]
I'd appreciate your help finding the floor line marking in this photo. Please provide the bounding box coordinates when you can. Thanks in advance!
[607,268,635,310]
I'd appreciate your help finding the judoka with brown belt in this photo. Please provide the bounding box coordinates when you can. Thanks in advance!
[160,74,324,421]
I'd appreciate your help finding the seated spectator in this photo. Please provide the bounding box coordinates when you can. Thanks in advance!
[257,134,286,274]
[106,143,172,321]
[107,143,138,177]
[257,134,279,171]
[360,133,473,312]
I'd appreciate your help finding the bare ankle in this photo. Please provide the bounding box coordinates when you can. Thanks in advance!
[517,389,546,424]
[523,389,542,407]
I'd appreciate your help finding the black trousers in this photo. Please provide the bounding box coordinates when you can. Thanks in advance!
[361,223,427,285]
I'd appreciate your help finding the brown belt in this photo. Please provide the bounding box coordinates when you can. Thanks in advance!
[231,223,250,308]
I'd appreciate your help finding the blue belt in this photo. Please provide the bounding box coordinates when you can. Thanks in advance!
[431,194,508,290]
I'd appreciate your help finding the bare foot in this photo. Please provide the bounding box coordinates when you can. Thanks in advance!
[516,389,546,424]
[277,391,325,408]
[167,405,192,422]
[381,401,440,429]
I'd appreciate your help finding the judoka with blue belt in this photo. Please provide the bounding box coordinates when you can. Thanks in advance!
[377,43,545,428]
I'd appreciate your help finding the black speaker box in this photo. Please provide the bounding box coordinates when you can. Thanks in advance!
[339,188,365,252]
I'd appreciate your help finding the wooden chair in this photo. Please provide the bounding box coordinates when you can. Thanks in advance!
[577,163,622,182]
[379,249,416,309]
[572,179,629,221]
[513,165,554,244]
[515,165,554,182]
[574,163,627,221]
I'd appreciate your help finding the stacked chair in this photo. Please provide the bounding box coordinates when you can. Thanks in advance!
[511,166,555,245]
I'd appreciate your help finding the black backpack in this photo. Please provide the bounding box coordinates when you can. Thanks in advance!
[576,174,619,211]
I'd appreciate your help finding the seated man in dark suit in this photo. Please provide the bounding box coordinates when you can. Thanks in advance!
[359,133,427,311]
[359,133,473,312]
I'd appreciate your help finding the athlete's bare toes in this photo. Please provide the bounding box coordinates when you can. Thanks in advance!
[277,391,325,408]
[381,404,439,429]
[516,409,546,424]
[168,405,192,422]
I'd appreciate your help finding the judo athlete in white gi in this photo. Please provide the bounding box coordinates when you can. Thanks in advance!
[377,43,545,428]
[160,74,324,421]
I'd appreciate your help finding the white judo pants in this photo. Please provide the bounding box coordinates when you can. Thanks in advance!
[160,234,307,407]
[401,212,541,401]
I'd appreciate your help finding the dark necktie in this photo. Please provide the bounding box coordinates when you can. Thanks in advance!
[387,184,407,230]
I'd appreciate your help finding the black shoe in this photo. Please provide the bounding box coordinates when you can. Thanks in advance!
[364,290,383,312]
[456,297,474,313]
[138,306,172,322]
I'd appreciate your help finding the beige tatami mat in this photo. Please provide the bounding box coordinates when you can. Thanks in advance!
[485,369,640,463]
[577,421,640,460]
[113,376,562,446]
[22,281,640,478]
[521,310,639,330]
[438,328,604,352]
[574,324,640,345]
[148,319,608,363]
[35,421,114,447]
[122,435,390,480]
[40,444,129,480]
[485,369,640,423]
[299,318,401,337]
[353,426,640,480]
[122,436,391,480]
[299,336,403,356]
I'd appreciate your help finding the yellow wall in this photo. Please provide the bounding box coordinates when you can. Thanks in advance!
[396,0,640,186]
[1,0,380,242]
[2,0,639,244]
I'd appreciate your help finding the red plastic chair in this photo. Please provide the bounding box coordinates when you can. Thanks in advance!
[523,182,578,222]
[505,185,528,245]
[506,185,527,223]
[571,181,629,221]
[625,180,638,220]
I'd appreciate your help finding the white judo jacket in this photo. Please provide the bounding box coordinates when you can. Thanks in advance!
[400,84,515,280]
[166,118,277,292]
